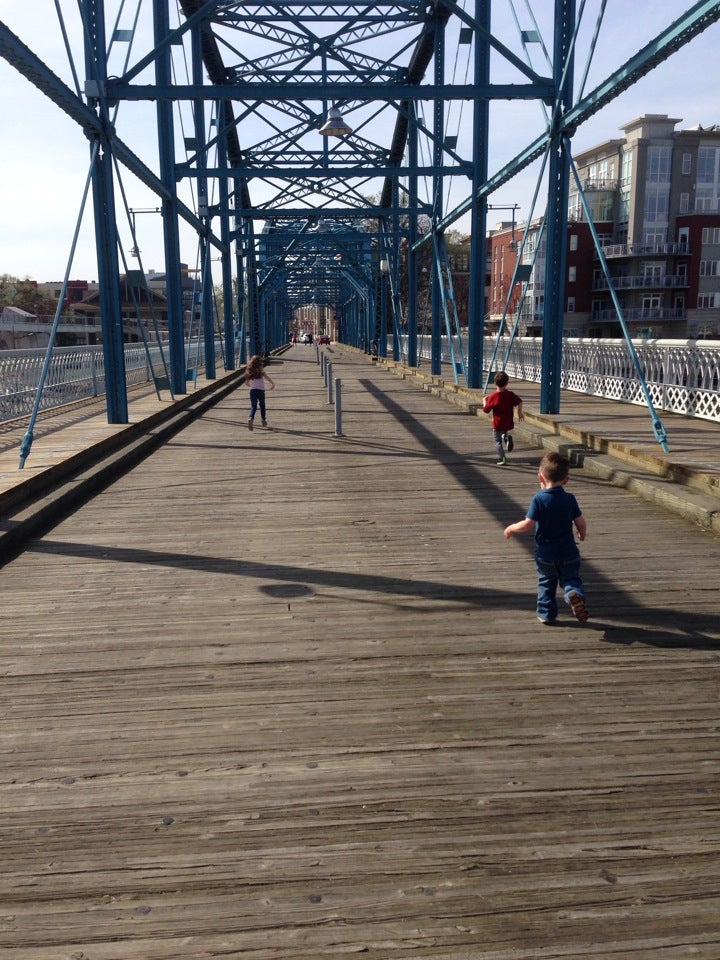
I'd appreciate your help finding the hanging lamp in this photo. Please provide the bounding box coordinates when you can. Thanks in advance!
[319,106,353,137]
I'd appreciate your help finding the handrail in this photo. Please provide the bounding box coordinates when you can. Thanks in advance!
[396,336,720,423]
[0,340,223,423]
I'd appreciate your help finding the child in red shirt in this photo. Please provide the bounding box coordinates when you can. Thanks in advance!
[482,371,524,465]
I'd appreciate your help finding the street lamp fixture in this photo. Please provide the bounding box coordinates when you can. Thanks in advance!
[319,106,353,138]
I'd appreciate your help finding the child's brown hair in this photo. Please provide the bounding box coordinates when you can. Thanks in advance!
[494,371,509,388]
[539,451,570,484]
[246,354,264,380]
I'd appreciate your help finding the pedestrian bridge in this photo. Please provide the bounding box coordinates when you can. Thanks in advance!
[1,343,719,958]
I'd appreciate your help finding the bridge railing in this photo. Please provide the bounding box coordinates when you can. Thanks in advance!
[396,337,720,423]
[0,341,223,423]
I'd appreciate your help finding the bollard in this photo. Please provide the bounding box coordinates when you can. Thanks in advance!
[334,378,343,436]
[320,353,326,379]
[326,362,333,403]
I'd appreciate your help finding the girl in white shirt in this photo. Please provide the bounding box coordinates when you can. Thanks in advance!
[245,354,276,429]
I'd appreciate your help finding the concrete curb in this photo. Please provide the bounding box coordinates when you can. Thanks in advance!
[376,357,720,535]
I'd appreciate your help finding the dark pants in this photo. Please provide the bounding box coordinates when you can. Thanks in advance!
[249,388,266,421]
[492,427,509,459]
[535,556,584,621]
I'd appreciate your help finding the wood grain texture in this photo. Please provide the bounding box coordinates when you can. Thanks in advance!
[1,345,719,959]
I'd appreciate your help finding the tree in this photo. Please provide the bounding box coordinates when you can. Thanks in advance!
[0,274,58,317]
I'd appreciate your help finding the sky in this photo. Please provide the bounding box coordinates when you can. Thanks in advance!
[1,1,719,283]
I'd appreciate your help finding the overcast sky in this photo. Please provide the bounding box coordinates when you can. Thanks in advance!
[1,1,719,283]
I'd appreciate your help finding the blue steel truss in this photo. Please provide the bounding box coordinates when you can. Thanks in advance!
[2,0,720,448]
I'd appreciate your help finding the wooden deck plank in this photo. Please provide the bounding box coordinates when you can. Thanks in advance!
[1,345,719,959]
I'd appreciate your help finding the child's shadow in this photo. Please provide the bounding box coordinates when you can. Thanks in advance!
[596,621,720,652]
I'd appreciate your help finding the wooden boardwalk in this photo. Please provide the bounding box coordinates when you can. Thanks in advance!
[1,344,719,959]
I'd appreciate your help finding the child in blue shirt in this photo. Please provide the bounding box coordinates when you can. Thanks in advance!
[504,451,589,624]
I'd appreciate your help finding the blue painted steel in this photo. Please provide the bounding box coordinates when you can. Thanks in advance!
[155,0,188,395]
[406,101,419,368]
[192,27,216,381]
[540,0,575,415]
[217,116,235,370]
[83,0,128,424]
[108,81,556,102]
[466,0,490,390]
[430,12,445,378]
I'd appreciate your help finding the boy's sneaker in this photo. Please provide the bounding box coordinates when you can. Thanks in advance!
[261,419,268,427]
[568,591,589,622]
[505,433,514,452]
[537,617,556,625]
[247,418,254,430]
[496,457,507,466]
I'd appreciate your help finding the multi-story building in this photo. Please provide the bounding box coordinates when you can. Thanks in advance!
[488,114,720,340]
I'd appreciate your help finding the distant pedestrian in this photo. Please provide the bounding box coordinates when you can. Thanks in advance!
[482,371,524,465]
[245,354,275,430]
[504,451,589,625]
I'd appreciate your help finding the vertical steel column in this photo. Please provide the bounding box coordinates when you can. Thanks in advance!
[192,25,215,380]
[154,0,186,394]
[540,0,575,413]
[391,180,402,361]
[234,178,247,365]
[217,107,235,370]
[244,221,261,357]
[83,0,128,423]
[467,0,490,389]
[431,15,445,376]
[407,101,419,368]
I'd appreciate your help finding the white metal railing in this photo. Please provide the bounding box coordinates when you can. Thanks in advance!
[0,341,224,423]
[395,336,720,423]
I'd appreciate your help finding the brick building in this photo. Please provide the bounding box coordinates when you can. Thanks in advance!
[488,114,720,340]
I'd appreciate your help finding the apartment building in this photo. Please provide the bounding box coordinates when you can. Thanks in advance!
[488,114,720,340]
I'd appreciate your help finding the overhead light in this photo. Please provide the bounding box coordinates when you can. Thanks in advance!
[319,106,353,138]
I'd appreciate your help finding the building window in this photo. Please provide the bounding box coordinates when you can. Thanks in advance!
[644,188,669,223]
[569,234,578,252]
[699,260,720,276]
[682,153,692,175]
[679,193,689,213]
[696,146,720,211]
[618,189,630,222]
[647,146,671,183]
[698,292,720,308]
[620,149,633,187]
[702,227,720,245]
[568,266,576,282]
[567,296,575,312]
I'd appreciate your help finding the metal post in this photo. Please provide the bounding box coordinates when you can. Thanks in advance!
[431,15,445,377]
[155,0,186,395]
[217,109,234,370]
[327,361,333,402]
[540,0,575,413]
[407,101,419,368]
[83,0,128,423]
[467,0,490,389]
[334,378,343,436]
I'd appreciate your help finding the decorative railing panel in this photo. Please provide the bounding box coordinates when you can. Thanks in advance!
[0,341,222,423]
[397,337,720,423]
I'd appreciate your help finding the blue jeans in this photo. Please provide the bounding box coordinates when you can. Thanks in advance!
[249,388,266,421]
[492,428,506,460]
[535,556,584,621]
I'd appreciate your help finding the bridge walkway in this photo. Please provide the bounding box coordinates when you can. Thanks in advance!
[0,343,719,958]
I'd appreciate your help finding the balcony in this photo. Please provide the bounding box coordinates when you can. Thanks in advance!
[591,306,686,324]
[592,275,690,292]
[599,242,690,258]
